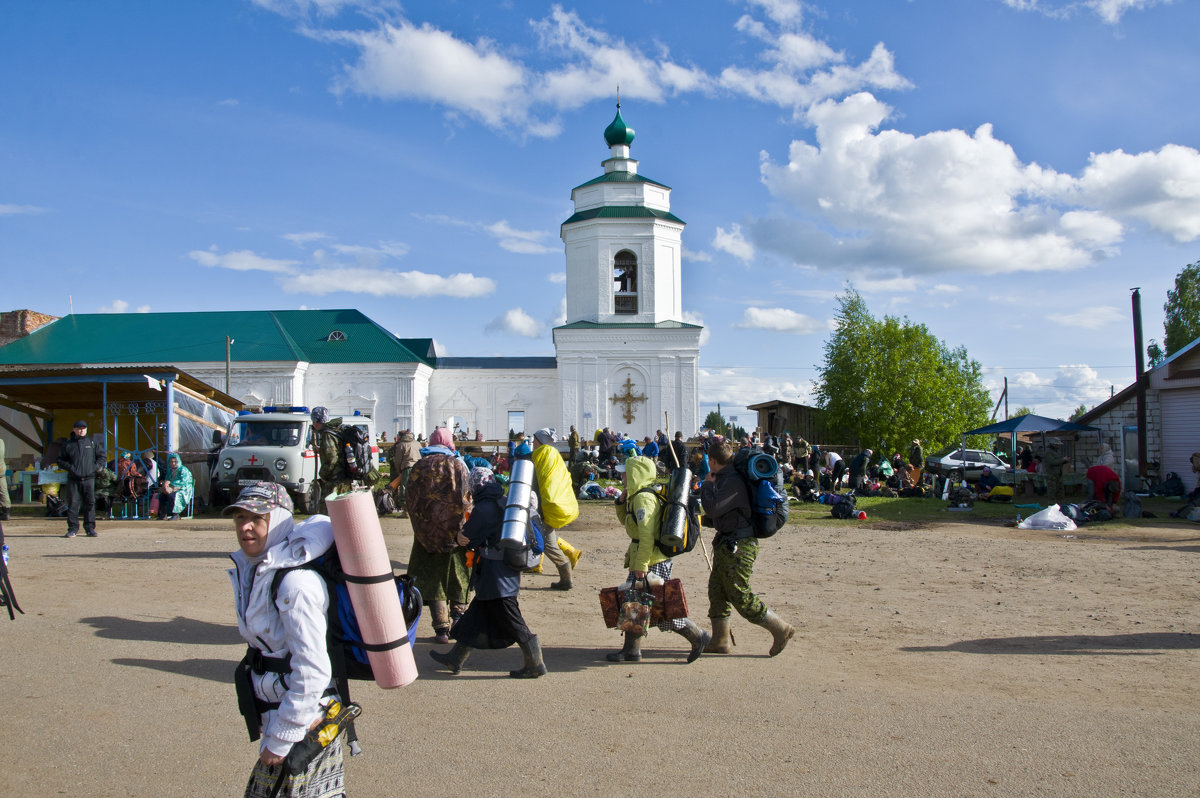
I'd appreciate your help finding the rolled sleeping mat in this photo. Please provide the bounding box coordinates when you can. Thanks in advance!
[746,452,779,480]
[501,459,536,549]
[660,466,693,547]
[327,490,418,689]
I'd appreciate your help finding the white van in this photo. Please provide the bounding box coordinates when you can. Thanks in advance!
[212,408,378,513]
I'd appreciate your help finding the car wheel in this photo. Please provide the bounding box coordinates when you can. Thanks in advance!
[291,488,310,515]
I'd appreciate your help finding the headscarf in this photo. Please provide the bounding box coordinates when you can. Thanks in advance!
[533,428,555,446]
[468,466,495,494]
[430,427,455,450]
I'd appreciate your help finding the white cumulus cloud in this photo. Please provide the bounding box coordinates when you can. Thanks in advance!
[752,91,1200,277]
[1051,306,1126,330]
[486,307,545,338]
[736,306,829,334]
[281,267,495,298]
[713,223,755,263]
[98,299,151,313]
[189,248,299,273]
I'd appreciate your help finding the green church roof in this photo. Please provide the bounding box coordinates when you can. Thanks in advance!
[562,206,685,226]
[572,171,671,191]
[0,309,430,366]
[555,319,702,331]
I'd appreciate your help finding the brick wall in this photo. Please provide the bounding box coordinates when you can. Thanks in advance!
[0,309,59,347]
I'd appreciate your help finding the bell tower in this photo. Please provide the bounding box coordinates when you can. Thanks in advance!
[553,105,702,438]
[559,104,686,325]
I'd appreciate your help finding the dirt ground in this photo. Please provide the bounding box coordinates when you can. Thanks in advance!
[1,501,1198,797]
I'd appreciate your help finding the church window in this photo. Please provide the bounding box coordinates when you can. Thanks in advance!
[613,250,638,315]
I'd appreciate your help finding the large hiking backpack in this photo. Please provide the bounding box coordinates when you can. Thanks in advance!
[829,493,857,519]
[634,482,702,557]
[731,448,789,538]
[484,510,546,571]
[338,425,372,479]
[271,547,423,681]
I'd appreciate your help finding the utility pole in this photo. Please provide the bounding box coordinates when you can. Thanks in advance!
[225,336,234,394]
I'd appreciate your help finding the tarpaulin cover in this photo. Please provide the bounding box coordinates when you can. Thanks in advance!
[531,444,579,528]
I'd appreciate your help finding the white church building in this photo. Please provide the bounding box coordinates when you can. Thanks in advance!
[0,107,702,444]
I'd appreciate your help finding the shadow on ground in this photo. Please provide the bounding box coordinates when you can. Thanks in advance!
[82,615,240,645]
[903,632,1200,656]
[112,657,234,683]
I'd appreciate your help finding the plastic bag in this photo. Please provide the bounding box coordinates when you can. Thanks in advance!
[617,582,654,636]
[1017,504,1077,531]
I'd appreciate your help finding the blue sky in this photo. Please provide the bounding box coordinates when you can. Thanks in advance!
[3,0,1197,425]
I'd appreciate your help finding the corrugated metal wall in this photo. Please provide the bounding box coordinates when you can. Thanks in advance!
[1161,388,1200,492]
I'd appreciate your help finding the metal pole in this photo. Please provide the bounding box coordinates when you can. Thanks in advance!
[1131,289,1148,481]
[225,336,232,394]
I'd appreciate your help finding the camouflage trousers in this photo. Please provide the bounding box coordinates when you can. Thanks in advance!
[1046,472,1063,504]
[708,536,768,624]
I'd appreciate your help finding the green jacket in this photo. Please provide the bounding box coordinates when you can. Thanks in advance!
[314,419,348,483]
[614,456,669,573]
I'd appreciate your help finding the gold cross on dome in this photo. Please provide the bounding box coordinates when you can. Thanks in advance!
[610,375,646,424]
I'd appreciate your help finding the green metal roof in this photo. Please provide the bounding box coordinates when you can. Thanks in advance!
[562,206,685,226]
[0,309,427,365]
[555,319,702,331]
[572,172,671,191]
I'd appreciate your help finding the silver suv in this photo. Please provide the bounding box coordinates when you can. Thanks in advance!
[213,409,377,513]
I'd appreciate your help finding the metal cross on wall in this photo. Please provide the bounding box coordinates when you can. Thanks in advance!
[610,375,646,424]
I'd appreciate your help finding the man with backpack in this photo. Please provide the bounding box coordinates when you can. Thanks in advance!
[310,407,351,513]
[226,482,350,797]
[606,456,709,663]
[699,440,796,657]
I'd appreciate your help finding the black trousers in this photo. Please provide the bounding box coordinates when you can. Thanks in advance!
[66,477,96,534]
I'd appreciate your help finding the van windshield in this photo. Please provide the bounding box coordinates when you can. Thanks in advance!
[228,421,304,448]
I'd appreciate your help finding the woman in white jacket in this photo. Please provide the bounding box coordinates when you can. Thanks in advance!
[227,482,347,798]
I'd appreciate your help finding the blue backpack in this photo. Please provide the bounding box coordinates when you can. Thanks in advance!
[270,548,423,679]
[732,448,789,538]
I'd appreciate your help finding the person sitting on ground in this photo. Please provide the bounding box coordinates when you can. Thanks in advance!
[975,466,1002,498]
[155,453,194,520]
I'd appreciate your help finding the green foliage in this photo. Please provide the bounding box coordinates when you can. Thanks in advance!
[1070,403,1088,420]
[814,287,992,454]
[1147,339,1165,368]
[702,410,726,433]
[1009,406,1036,418]
[1163,261,1200,356]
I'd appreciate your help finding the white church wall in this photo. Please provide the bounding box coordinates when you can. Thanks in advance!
[428,367,559,440]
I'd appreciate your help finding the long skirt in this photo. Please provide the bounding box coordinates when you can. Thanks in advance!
[407,543,470,605]
[451,595,533,649]
[244,736,345,798]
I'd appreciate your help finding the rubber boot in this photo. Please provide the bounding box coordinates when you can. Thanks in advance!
[704,616,734,654]
[429,642,471,674]
[429,600,451,644]
[757,609,795,657]
[677,619,711,664]
[509,635,548,678]
[550,561,573,591]
[605,631,643,662]
[558,535,582,569]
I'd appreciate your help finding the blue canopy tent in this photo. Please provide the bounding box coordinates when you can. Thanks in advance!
[961,414,1100,486]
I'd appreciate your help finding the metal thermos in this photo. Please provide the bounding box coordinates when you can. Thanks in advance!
[501,459,536,549]
[659,466,693,547]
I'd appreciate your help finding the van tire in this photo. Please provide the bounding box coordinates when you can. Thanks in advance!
[291,490,310,514]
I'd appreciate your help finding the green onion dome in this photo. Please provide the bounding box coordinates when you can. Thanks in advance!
[603,106,636,147]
